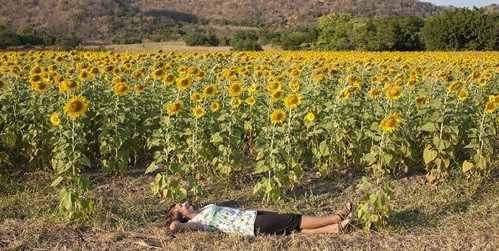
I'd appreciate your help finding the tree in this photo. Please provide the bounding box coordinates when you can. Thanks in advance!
[230,32,262,51]
[317,13,356,50]
[422,8,498,51]
[274,29,317,50]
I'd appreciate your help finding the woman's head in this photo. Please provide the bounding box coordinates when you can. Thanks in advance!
[166,202,196,226]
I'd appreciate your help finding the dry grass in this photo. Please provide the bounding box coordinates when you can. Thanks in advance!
[1,168,498,251]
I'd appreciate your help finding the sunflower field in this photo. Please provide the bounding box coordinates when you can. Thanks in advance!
[0,50,498,228]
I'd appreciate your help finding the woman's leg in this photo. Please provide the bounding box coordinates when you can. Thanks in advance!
[299,202,352,229]
[300,217,351,234]
[299,214,342,229]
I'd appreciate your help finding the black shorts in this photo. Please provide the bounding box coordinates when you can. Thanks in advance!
[253,211,302,235]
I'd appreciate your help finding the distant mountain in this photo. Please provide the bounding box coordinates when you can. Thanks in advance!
[132,0,444,27]
[2,0,490,44]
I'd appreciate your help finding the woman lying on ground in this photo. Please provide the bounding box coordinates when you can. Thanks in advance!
[166,201,353,237]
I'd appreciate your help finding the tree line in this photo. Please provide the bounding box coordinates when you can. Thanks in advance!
[1,8,497,51]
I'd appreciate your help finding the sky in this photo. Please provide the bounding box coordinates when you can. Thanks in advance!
[423,0,498,8]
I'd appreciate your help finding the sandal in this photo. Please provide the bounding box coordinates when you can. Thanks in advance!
[336,201,353,220]
[337,210,354,234]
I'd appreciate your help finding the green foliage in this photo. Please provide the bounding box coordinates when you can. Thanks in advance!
[421,8,499,51]
[230,32,263,51]
[317,13,425,51]
[274,29,318,50]
[184,32,219,46]
[317,13,356,50]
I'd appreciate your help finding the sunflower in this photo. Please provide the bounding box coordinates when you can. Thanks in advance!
[166,101,182,116]
[284,93,302,109]
[231,97,242,108]
[60,80,80,92]
[248,84,261,94]
[378,75,390,84]
[228,82,243,96]
[406,77,418,88]
[380,112,400,133]
[177,65,187,74]
[266,81,281,93]
[48,64,58,72]
[78,70,91,81]
[134,84,145,94]
[192,106,205,118]
[196,70,206,80]
[163,74,176,86]
[338,88,351,100]
[369,89,383,99]
[477,78,487,87]
[288,79,300,92]
[30,74,42,83]
[64,96,88,119]
[152,69,165,79]
[53,75,65,84]
[31,66,42,74]
[457,90,469,101]
[270,109,286,124]
[210,101,220,111]
[153,61,165,69]
[246,96,256,106]
[190,92,202,102]
[50,113,61,125]
[90,67,100,76]
[104,65,114,73]
[114,82,130,96]
[203,84,216,98]
[176,76,192,91]
[31,81,49,93]
[187,67,198,75]
[289,68,300,78]
[490,95,499,105]
[132,70,143,78]
[471,70,481,80]
[415,96,428,107]
[271,90,284,102]
[448,81,463,93]
[313,74,326,84]
[385,85,403,100]
[305,112,315,122]
[484,100,497,114]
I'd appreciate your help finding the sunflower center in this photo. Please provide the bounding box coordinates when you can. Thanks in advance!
[385,118,396,127]
[70,101,83,112]
[118,84,127,92]
[389,88,400,96]
[67,81,77,88]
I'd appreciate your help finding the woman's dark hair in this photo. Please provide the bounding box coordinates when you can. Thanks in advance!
[166,203,188,226]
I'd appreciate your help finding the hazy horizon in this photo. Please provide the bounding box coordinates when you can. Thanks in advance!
[424,0,498,8]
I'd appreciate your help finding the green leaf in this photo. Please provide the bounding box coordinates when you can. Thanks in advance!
[462,160,473,172]
[210,132,223,143]
[254,160,270,173]
[51,176,63,187]
[362,153,377,166]
[423,146,438,164]
[432,137,448,152]
[1,130,16,148]
[145,162,159,174]
[319,140,330,157]
[419,122,437,132]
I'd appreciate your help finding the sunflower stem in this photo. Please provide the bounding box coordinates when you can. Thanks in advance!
[477,111,487,156]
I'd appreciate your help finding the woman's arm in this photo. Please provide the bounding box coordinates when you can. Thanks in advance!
[169,220,205,232]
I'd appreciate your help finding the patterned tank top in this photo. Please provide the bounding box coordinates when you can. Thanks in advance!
[189,204,257,236]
